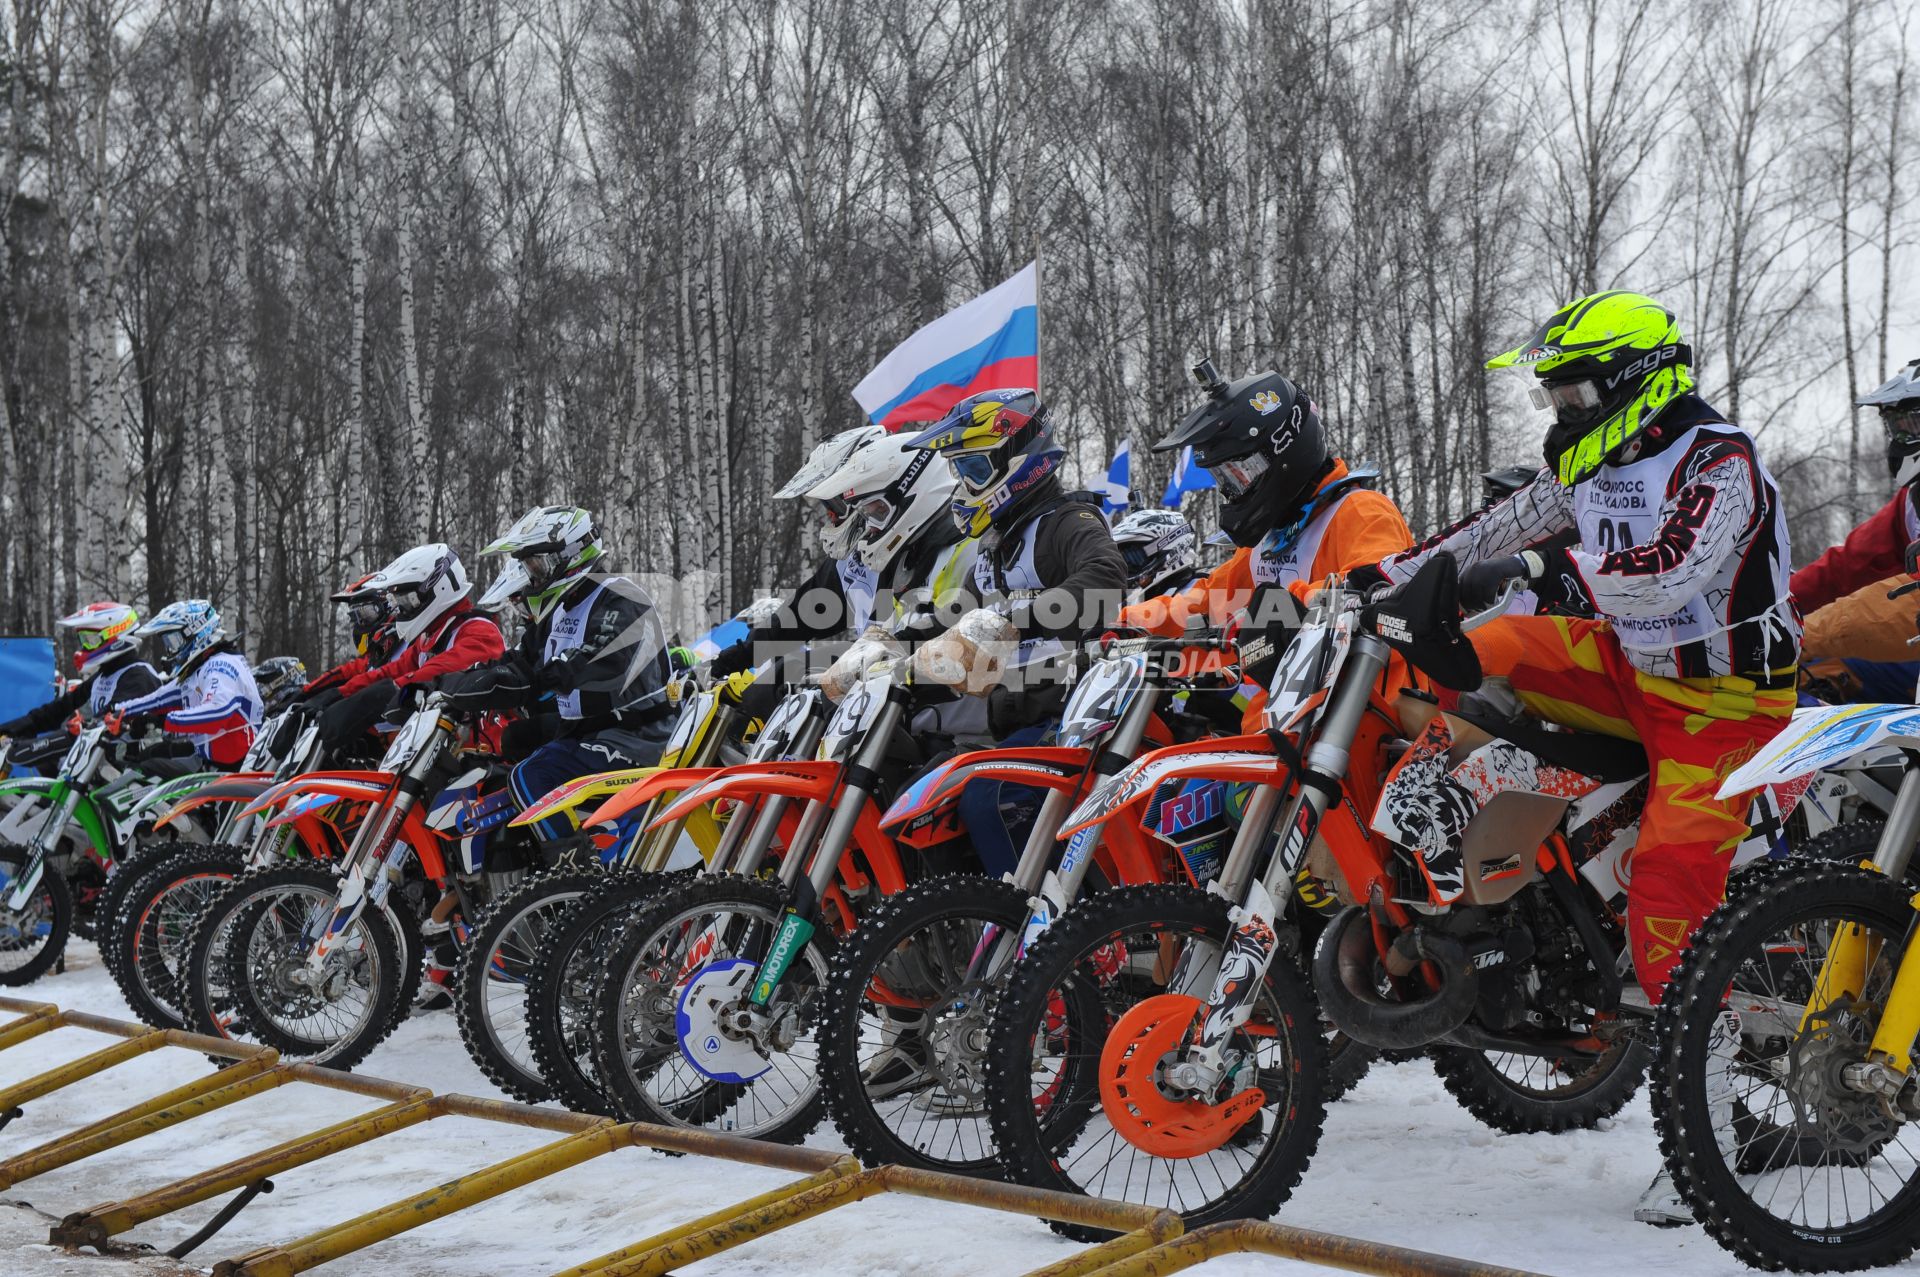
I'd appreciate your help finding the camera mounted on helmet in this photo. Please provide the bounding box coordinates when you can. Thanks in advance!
[1155,358,1331,549]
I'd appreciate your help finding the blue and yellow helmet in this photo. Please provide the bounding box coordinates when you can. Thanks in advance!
[903,389,1063,537]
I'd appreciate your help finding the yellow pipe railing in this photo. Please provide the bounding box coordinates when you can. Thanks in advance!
[0,995,1548,1277]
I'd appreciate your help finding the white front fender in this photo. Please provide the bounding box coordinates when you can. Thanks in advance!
[1719,703,1920,797]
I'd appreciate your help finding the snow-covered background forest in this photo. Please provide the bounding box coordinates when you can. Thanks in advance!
[0,0,1913,662]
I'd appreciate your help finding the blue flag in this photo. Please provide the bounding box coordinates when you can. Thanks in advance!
[1101,439,1131,516]
[1161,446,1215,508]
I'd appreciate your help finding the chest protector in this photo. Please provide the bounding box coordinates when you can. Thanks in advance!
[1574,424,1792,651]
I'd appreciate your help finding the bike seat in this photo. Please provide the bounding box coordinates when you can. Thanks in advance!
[1448,696,1646,784]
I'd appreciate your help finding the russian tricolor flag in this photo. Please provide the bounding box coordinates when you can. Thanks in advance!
[853,262,1038,431]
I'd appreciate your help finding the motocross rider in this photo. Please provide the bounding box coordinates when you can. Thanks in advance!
[118,601,265,768]
[433,506,677,841]
[901,388,1129,875]
[1789,357,1920,686]
[1358,292,1799,1018]
[1110,508,1204,604]
[706,424,950,680]
[315,544,505,753]
[1116,363,1414,730]
[0,602,166,741]
[296,574,401,708]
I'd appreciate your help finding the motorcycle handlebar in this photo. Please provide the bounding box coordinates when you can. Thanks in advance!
[1460,579,1523,633]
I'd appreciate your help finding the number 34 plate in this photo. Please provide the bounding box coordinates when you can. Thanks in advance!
[1262,623,1350,733]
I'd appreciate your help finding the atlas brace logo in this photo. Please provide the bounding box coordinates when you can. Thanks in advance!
[1604,344,1683,391]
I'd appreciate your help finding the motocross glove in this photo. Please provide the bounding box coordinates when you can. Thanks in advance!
[1458,550,1545,613]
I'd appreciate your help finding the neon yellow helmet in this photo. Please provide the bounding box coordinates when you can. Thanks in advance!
[1488,291,1693,486]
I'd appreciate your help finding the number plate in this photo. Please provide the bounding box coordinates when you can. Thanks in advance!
[748,689,820,762]
[820,672,890,761]
[377,710,441,772]
[1058,654,1148,750]
[1262,622,1349,733]
[662,692,718,765]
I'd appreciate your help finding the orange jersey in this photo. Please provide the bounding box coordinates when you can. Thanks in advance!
[1121,461,1413,729]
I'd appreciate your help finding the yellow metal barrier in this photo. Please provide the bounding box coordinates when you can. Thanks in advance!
[1070,1219,1552,1277]
[0,997,1548,1277]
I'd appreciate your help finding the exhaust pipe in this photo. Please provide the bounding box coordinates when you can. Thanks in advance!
[1310,906,1479,1051]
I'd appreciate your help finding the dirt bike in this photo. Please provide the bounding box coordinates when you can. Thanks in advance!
[101,705,336,1029]
[1651,608,1920,1271]
[813,633,1250,1176]
[177,692,497,1069]
[512,678,830,1113]
[0,719,227,984]
[583,658,942,1142]
[448,675,760,1104]
[977,555,1763,1237]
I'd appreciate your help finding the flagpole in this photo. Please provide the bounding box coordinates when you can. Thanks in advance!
[1033,244,1044,395]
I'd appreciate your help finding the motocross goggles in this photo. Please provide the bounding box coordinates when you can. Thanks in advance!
[946,447,1007,494]
[1526,378,1604,415]
[1205,451,1270,502]
[517,549,568,590]
[855,493,897,534]
[1119,542,1156,579]
[1881,403,1920,439]
[76,629,108,651]
[344,598,387,630]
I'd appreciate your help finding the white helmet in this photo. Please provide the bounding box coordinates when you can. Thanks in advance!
[779,425,888,555]
[776,425,887,500]
[813,434,960,574]
[365,543,470,643]
[136,600,225,673]
[483,505,603,621]
[477,556,534,615]
[1112,509,1200,596]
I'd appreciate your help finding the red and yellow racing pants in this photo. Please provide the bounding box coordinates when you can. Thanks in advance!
[1468,615,1794,999]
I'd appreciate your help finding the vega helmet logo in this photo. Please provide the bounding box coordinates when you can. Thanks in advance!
[1603,344,1683,391]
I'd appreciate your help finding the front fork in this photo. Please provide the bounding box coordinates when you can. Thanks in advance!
[304,804,412,968]
[4,785,80,912]
[1806,759,1920,1081]
[1172,637,1386,1087]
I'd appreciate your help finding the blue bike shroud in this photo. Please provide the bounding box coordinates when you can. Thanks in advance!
[0,636,56,726]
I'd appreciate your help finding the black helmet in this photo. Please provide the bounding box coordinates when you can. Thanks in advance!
[331,572,394,659]
[1480,465,1538,509]
[253,656,309,713]
[1860,357,1920,487]
[1155,358,1331,548]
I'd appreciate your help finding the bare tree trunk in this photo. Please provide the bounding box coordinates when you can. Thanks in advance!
[343,155,368,564]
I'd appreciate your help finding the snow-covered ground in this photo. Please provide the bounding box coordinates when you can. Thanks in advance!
[0,941,1848,1277]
